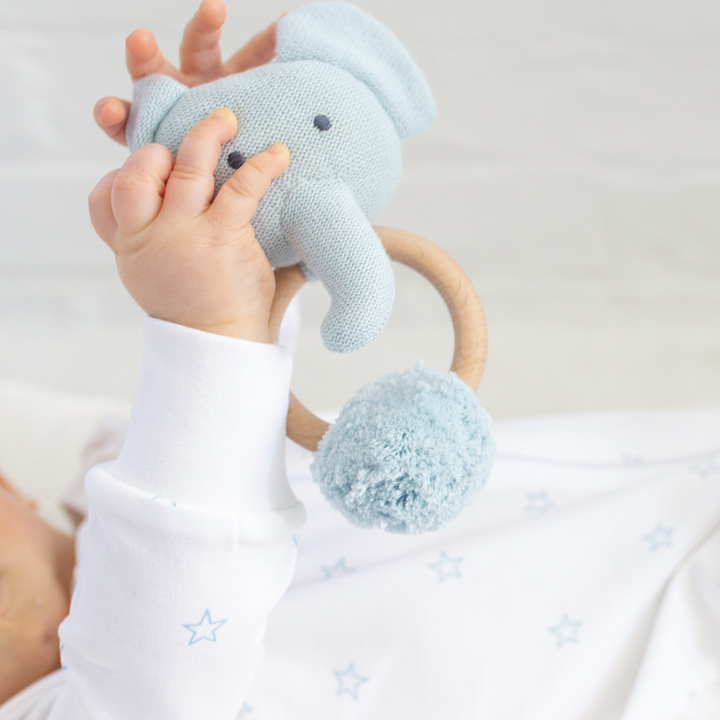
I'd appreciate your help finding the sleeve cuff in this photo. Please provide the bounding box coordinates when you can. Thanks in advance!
[112,317,297,514]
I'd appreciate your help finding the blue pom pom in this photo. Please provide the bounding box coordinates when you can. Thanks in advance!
[310,364,496,533]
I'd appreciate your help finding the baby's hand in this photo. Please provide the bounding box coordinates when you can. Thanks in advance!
[95,0,280,145]
[88,109,289,343]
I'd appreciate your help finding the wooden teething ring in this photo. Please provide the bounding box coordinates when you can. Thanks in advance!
[269,226,488,452]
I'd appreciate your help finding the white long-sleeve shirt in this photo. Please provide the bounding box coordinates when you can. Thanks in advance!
[1,317,305,720]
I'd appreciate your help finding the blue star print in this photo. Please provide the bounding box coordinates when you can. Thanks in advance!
[151,495,177,508]
[334,663,368,699]
[238,702,253,715]
[428,551,463,582]
[322,556,355,579]
[548,614,582,647]
[183,609,227,645]
[643,525,674,551]
[524,491,553,513]
[691,461,719,478]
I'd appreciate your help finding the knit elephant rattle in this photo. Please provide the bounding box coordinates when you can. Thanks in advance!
[128,1,496,533]
[128,0,436,352]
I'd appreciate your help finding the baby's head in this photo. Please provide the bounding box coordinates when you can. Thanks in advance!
[0,471,74,704]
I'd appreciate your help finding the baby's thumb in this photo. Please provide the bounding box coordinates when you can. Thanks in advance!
[89,169,120,250]
[208,143,289,231]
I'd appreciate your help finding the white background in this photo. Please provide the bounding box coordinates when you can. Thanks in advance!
[0,0,718,419]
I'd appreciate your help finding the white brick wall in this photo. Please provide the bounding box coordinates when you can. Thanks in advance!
[0,0,718,417]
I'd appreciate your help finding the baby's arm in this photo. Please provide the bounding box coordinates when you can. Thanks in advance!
[53,112,302,719]
[95,0,280,145]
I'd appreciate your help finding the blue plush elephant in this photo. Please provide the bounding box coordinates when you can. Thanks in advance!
[127,1,436,352]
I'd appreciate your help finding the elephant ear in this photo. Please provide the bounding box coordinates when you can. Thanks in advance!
[276,2,436,139]
[126,74,188,152]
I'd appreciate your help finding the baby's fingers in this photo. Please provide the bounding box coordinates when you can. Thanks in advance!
[179,0,226,80]
[94,97,131,146]
[223,19,280,75]
[126,28,181,83]
[209,144,289,230]
[161,108,238,218]
[111,144,175,236]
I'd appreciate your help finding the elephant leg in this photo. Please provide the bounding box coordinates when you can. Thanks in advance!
[281,178,394,353]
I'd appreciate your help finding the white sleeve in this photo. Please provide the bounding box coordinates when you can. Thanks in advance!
[53,318,305,720]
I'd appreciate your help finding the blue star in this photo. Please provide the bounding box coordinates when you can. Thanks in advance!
[183,609,227,646]
[691,461,719,478]
[334,663,368,699]
[643,525,674,551]
[292,535,300,547]
[322,556,355,579]
[151,496,177,508]
[548,614,582,648]
[238,702,253,715]
[59,643,67,670]
[428,551,463,582]
[524,491,553,513]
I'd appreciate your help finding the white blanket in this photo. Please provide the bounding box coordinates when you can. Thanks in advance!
[1,382,718,718]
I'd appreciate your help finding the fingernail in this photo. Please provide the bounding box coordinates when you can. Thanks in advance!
[207,107,235,121]
[268,143,288,156]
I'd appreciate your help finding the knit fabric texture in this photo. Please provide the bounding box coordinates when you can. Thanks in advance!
[310,364,496,534]
[126,1,436,353]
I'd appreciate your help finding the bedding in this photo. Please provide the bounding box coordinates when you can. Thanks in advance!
[1,382,718,719]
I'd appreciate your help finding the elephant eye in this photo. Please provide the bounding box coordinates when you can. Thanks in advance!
[313,114,332,132]
[227,151,245,169]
